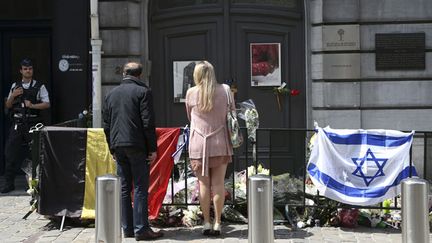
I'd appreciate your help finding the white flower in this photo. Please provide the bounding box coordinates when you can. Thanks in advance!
[244,108,259,142]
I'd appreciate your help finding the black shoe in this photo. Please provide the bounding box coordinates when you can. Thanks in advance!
[135,229,164,241]
[124,231,134,238]
[1,185,15,194]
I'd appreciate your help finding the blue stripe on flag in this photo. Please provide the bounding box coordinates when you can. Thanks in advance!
[307,163,418,198]
[323,130,413,147]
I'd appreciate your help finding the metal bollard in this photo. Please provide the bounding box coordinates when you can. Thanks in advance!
[401,178,430,243]
[248,174,274,243]
[95,174,121,243]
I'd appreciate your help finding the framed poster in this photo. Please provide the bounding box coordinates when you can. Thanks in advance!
[173,61,200,103]
[250,43,281,86]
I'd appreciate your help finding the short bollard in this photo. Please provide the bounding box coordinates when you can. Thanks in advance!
[248,174,274,243]
[401,178,430,243]
[95,174,121,243]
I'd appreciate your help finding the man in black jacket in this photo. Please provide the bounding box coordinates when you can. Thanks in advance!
[102,62,163,241]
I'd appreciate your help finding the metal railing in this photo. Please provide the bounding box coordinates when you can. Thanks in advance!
[53,111,90,128]
[164,128,432,211]
[53,117,88,128]
[30,126,431,221]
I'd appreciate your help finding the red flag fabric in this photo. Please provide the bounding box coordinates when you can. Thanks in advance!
[148,127,181,219]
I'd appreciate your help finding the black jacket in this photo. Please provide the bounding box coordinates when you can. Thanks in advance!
[102,76,157,155]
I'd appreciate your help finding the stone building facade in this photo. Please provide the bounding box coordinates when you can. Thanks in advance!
[308,0,432,131]
[99,0,432,132]
[0,0,430,177]
[97,0,432,178]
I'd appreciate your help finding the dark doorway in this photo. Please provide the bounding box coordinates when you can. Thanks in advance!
[0,30,51,175]
[149,0,305,129]
[0,0,90,176]
[149,0,306,177]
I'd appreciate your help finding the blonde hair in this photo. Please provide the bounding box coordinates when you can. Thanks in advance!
[193,61,217,112]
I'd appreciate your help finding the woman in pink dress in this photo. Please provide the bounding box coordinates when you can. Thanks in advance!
[185,61,234,236]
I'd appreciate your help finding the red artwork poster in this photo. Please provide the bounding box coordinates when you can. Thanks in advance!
[250,43,281,86]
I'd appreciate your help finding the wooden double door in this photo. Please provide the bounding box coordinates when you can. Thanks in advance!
[149,0,305,129]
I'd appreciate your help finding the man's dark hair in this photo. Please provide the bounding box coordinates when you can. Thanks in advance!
[20,58,33,67]
[123,62,143,77]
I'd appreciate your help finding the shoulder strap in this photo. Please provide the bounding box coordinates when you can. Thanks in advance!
[222,84,232,107]
[31,80,42,90]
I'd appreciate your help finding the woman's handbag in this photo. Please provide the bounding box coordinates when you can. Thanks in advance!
[223,84,243,148]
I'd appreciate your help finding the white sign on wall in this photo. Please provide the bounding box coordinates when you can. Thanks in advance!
[323,54,360,79]
[323,25,360,51]
[58,54,83,72]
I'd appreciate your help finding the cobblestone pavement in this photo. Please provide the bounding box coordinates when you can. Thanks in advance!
[0,176,431,243]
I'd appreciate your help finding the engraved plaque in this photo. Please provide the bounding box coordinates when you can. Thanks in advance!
[323,25,360,51]
[323,54,360,79]
[375,33,425,70]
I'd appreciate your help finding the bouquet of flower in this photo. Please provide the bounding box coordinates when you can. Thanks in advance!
[247,164,269,176]
[21,158,39,219]
[237,99,259,142]
[272,82,300,111]
[182,206,203,227]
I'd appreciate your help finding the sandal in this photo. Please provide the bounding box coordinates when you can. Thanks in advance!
[212,222,221,236]
[202,222,212,236]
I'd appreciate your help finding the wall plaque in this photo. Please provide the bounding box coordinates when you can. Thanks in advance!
[323,54,360,79]
[375,33,425,70]
[58,54,83,72]
[323,25,360,51]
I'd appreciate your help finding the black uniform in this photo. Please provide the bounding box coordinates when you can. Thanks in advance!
[3,80,43,192]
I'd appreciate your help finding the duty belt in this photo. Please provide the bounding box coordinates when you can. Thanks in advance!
[13,113,38,119]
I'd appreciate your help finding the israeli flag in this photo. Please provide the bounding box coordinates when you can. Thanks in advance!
[307,126,417,206]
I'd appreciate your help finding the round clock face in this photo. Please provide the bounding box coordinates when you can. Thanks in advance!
[59,59,69,72]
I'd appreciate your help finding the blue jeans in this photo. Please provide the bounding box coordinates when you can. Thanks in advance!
[114,147,150,235]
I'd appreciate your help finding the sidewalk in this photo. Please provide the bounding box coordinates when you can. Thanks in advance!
[0,176,430,243]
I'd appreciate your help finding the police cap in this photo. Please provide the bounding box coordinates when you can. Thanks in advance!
[20,58,33,67]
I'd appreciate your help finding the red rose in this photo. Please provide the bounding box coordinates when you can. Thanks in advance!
[290,89,300,96]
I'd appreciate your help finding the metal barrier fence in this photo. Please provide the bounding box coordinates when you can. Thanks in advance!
[53,117,87,128]
[164,128,432,212]
[33,124,431,217]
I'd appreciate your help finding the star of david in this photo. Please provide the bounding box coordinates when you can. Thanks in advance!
[351,148,387,186]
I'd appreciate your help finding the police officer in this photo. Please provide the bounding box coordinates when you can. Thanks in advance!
[1,59,50,193]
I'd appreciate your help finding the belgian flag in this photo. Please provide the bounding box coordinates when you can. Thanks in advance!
[37,127,180,219]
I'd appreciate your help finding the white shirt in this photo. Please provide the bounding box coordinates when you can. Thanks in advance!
[8,80,50,103]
